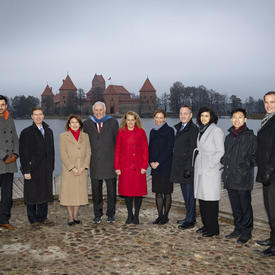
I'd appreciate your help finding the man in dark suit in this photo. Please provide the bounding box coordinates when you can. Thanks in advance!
[83,101,118,224]
[19,107,55,227]
[256,91,275,257]
[170,105,198,229]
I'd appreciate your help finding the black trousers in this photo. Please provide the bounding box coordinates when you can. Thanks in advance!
[0,173,13,224]
[26,202,48,224]
[199,199,219,235]
[227,189,253,238]
[263,183,275,246]
[91,177,117,218]
[180,183,196,223]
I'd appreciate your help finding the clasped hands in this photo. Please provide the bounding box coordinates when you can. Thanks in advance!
[72,167,85,176]
[150,162,159,169]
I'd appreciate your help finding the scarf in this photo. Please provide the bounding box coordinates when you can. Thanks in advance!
[232,124,245,138]
[259,112,275,131]
[89,115,112,124]
[0,110,9,120]
[153,122,166,130]
[69,128,81,141]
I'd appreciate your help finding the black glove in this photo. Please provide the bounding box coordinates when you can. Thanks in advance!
[262,167,274,186]
[183,170,191,179]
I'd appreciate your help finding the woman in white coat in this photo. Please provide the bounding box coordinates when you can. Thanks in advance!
[194,107,224,237]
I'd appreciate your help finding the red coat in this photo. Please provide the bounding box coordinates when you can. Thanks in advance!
[114,126,149,196]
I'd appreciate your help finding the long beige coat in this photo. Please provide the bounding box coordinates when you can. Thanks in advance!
[59,131,91,206]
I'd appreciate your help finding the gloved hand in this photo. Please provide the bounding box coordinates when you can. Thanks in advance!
[183,170,192,179]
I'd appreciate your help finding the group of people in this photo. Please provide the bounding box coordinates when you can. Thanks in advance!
[0,91,274,257]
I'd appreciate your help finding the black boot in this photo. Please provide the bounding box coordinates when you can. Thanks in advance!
[125,197,133,224]
[133,197,142,224]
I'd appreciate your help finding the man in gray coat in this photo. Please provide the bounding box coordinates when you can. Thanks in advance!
[83,101,119,223]
[0,95,19,231]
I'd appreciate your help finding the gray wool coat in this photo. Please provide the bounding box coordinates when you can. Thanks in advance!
[0,116,19,174]
[83,117,119,180]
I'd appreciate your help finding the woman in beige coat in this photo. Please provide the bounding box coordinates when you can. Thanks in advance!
[59,115,91,225]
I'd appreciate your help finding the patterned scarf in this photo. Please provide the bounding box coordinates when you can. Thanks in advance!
[0,110,9,120]
[259,112,275,131]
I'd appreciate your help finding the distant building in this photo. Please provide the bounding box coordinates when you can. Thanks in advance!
[41,74,156,116]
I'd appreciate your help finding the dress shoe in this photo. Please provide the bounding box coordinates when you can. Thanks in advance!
[153,217,162,224]
[256,238,271,246]
[42,219,55,226]
[159,217,169,225]
[262,246,275,257]
[31,222,41,228]
[125,216,133,224]
[177,219,185,224]
[202,232,219,237]
[107,216,115,223]
[67,221,75,226]
[225,231,241,239]
[178,221,195,230]
[0,224,16,230]
[237,236,251,244]
[196,227,206,234]
[73,219,81,224]
[133,216,139,225]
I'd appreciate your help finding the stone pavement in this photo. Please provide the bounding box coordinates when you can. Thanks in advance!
[0,197,274,275]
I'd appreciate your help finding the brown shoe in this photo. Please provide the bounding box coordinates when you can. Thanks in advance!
[42,219,55,226]
[0,224,16,230]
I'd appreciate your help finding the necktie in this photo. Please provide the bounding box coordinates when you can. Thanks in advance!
[180,124,185,131]
[40,127,45,137]
[98,123,102,133]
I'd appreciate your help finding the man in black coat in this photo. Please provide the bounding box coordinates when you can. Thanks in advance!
[170,105,198,229]
[221,108,257,244]
[83,101,118,224]
[256,91,275,256]
[19,108,55,226]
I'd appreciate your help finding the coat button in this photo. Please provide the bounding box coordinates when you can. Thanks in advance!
[133,154,135,156]
[3,131,6,134]
[133,169,136,171]
[6,140,8,143]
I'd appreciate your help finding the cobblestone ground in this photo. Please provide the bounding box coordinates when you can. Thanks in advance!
[0,199,274,275]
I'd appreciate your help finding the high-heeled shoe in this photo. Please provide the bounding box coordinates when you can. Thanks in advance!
[73,219,81,224]
[67,220,75,226]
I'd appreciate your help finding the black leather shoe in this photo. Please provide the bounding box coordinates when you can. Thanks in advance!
[196,227,206,234]
[73,219,81,224]
[67,221,75,226]
[237,236,251,244]
[133,216,139,225]
[262,246,275,257]
[153,217,162,224]
[125,216,133,224]
[178,221,195,230]
[177,219,185,224]
[159,217,169,225]
[256,238,271,246]
[225,231,241,239]
[202,232,219,237]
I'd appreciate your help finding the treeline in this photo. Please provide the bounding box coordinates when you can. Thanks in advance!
[157,82,265,115]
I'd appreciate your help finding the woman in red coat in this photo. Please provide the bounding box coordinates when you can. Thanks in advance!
[114,111,149,224]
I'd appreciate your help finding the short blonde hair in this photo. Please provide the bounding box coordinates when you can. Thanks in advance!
[120,111,143,129]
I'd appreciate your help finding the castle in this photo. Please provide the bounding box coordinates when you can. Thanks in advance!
[41,74,156,116]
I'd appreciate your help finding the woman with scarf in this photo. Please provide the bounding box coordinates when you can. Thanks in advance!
[114,111,148,224]
[221,109,257,244]
[194,107,224,237]
[149,110,174,224]
[59,115,91,225]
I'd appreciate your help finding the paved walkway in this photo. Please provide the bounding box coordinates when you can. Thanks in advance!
[0,177,274,274]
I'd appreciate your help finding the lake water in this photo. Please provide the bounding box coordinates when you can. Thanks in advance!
[14,117,261,176]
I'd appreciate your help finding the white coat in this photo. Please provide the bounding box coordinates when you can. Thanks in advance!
[194,123,224,201]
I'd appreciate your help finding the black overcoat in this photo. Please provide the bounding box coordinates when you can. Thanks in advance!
[221,125,257,190]
[256,115,275,185]
[19,122,55,204]
[149,123,174,178]
[170,120,198,183]
[83,117,119,180]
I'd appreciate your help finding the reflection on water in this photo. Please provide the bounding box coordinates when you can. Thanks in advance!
[14,117,261,176]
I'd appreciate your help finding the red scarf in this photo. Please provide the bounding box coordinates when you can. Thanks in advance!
[232,124,245,138]
[0,110,9,120]
[69,128,81,141]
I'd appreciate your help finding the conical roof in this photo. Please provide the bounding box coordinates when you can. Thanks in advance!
[59,75,77,91]
[140,77,156,92]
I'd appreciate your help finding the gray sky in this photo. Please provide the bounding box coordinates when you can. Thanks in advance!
[1,0,274,100]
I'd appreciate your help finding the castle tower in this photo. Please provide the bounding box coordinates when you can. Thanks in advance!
[139,77,156,114]
[86,74,106,104]
[41,84,54,115]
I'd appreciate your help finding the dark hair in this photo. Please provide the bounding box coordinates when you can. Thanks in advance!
[153,109,167,118]
[197,106,218,125]
[231,108,247,118]
[264,91,275,101]
[180,105,192,112]
[32,107,43,114]
[0,95,8,104]
[65,114,83,131]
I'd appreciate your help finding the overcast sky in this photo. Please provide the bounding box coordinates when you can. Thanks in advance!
[1,0,274,100]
